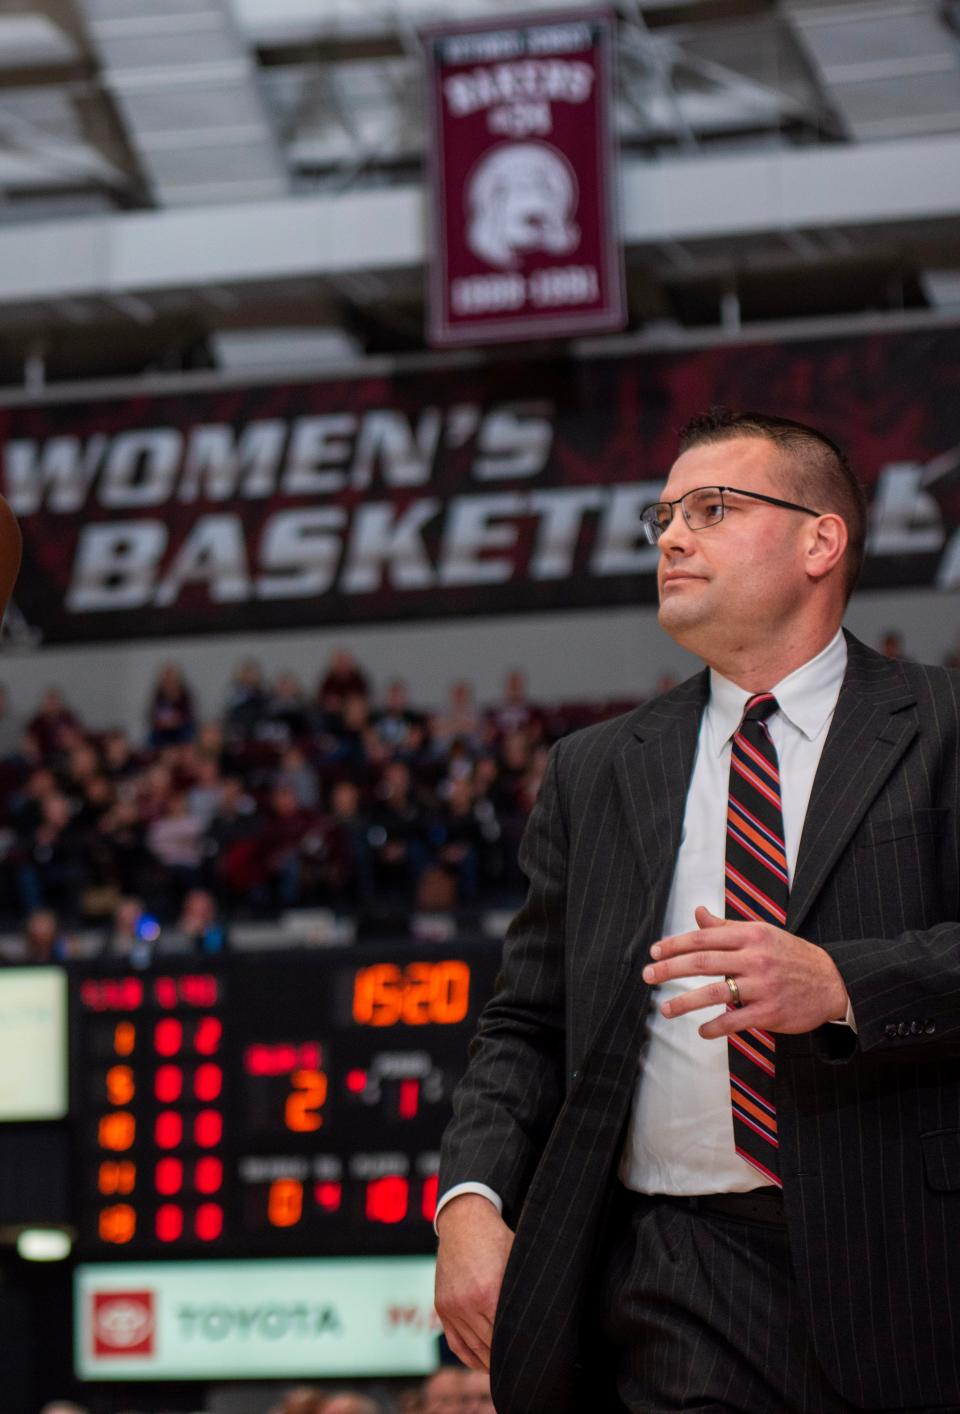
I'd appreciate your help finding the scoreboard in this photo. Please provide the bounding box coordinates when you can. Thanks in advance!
[71,946,500,1259]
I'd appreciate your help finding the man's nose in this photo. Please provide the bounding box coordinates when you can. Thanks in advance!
[657,504,693,556]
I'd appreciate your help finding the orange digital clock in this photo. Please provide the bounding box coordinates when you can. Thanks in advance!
[352,960,470,1027]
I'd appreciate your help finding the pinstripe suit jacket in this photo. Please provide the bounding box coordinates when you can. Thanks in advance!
[438,632,960,1412]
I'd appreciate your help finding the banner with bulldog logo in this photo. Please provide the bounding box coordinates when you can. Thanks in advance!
[423,8,626,346]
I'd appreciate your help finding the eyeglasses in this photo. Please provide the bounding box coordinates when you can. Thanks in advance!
[639,485,822,545]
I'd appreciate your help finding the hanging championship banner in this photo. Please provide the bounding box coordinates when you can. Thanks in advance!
[423,8,625,346]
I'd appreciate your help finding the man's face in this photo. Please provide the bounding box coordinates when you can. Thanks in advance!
[655,438,815,659]
[461,1369,495,1413]
[423,1369,464,1414]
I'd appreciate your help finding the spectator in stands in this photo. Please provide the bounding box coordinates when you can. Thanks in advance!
[104,895,155,966]
[186,753,226,828]
[432,777,483,904]
[495,730,532,814]
[322,692,372,769]
[18,793,86,916]
[275,745,320,809]
[259,672,312,743]
[461,1369,494,1413]
[431,680,482,753]
[373,678,423,751]
[224,658,268,739]
[147,663,196,747]
[101,727,140,782]
[145,793,205,912]
[27,687,80,760]
[422,1368,465,1414]
[10,766,61,837]
[879,628,905,659]
[516,743,549,816]
[270,1387,326,1414]
[323,1394,380,1414]
[136,761,174,824]
[173,887,227,955]
[95,796,146,899]
[487,668,541,742]
[255,784,326,908]
[40,1403,90,1414]
[24,907,74,963]
[369,761,428,898]
[0,683,20,758]
[318,648,370,711]
[326,780,373,906]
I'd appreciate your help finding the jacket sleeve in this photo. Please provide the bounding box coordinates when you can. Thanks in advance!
[437,739,568,1228]
[819,921,960,1060]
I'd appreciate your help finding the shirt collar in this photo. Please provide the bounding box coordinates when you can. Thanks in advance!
[706,628,848,754]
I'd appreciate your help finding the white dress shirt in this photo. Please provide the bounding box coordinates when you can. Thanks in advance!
[438,629,849,1220]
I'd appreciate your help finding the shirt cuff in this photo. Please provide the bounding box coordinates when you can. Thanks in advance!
[828,995,858,1032]
[434,1182,503,1235]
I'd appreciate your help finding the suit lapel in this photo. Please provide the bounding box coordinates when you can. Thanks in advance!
[787,633,917,934]
[612,670,708,966]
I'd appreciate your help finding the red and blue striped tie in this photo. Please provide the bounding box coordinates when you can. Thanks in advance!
[725,692,786,1187]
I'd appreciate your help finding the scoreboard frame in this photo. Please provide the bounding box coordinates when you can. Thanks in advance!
[69,944,500,1262]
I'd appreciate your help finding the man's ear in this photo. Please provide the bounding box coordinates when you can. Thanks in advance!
[807,512,847,583]
[0,496,22,621]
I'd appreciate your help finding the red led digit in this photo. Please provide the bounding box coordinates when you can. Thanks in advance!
[99,1205,136,1243]
[155,1158,183,1196]
[315,1181,342,1212]
[421,1174,439,1222]
[194,1110,223,1147]
[82,978,144,1012]
[154,976,177,1009]
[195,1203,223,1241]
[194,1064,222,1102]
[194,1157,223,1195]
[194,1016,222,1055]
[180,975,218,1008]
[398,1079,419,1119]
[154,1065,183,1103]
[156,1204,183,1243]
[365,1175,409,1224]
[346,1069,367,1093]
[113,1021,136,1057]
[154,1018,183,1057]
[155,1111,183,1149]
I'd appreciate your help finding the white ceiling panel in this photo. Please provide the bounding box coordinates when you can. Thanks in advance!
[0,13,79,70]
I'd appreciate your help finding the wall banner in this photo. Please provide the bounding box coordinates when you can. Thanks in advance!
[423,8,626,345]
[1,326,959,645]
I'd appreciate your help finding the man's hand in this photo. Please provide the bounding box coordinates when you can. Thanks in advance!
[641,905,849,1038]
[435,1193,514,1371]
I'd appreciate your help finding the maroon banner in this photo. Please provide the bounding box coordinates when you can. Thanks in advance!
[1,326,959,646]
[424,8,625,346]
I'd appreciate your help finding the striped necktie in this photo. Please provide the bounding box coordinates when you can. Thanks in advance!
[724,692,786,1187]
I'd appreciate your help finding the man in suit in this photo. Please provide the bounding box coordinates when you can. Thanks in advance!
[434,409,960,1412]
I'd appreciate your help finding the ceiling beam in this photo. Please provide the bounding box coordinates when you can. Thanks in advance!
[0,132,956,304]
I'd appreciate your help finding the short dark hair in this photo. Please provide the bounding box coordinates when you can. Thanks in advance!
[677,408,867,602]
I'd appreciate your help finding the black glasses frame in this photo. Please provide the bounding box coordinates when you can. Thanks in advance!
[640,484,822,542]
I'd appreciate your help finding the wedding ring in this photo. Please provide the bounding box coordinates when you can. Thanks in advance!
[724,975,742,1008]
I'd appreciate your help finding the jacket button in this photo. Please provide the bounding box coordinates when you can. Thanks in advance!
[897,1022,909,1037]
[925,1020,937,1035]
[910,1020,922,1035]
[571,1069,581,1081]
[884,1023,898,1039]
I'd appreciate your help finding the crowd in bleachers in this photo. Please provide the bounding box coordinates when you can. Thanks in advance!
[41,1361,494,1414]
[0,650,647,958]
[2,627,935,961]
